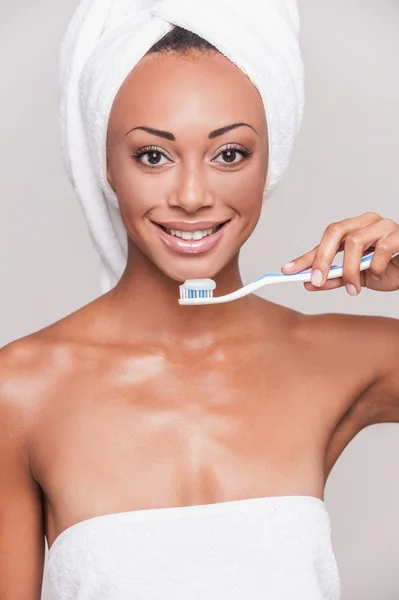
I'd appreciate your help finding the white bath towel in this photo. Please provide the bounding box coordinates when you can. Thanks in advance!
[59,0,305,293]
[46,496,341,600]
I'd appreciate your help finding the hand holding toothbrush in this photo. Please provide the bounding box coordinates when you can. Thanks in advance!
[178,212,399,305]
[282,212,399,295]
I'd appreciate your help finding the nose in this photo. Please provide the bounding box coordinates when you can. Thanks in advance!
[167,164,215,213]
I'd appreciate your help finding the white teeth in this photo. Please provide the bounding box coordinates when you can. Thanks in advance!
[166,227,218,240]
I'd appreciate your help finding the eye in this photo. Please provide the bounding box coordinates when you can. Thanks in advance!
[132,143,253,168]
[132,146,171,168]
[213,144,253,166]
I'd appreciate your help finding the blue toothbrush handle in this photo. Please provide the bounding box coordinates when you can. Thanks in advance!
[253,251,375,283]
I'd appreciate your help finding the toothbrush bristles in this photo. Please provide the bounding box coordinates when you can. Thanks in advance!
[179,278,217,302]
[179,289,213,300]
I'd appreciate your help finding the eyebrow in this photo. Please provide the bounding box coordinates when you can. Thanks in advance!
[124,122,258,141]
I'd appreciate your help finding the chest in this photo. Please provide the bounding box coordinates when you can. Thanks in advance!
[32,340,367,546]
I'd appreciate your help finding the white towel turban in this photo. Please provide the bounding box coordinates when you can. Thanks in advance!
[59,0,305,293]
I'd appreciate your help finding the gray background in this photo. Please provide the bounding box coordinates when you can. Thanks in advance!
[1,0,398,598]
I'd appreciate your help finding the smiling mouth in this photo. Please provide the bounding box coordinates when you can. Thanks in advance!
[152,219,231,255]
[154,220,230,240]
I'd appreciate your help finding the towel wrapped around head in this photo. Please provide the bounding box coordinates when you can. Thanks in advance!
[59,0,305,293]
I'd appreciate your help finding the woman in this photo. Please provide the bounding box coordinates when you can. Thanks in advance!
[1,1,399,599]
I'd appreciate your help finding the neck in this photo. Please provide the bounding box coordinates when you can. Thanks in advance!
[105,245,262,349]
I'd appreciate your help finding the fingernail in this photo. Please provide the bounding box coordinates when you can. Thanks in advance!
[311,269,323,286]
[282,261,295,269]
[346,283,358,296]
[371,274,380,281]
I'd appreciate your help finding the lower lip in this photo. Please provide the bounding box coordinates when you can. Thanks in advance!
[152,222,230,255]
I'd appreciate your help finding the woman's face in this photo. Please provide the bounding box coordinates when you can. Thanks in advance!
[107,49,268,283]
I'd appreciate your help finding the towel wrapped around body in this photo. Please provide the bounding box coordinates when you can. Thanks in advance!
[59,0,305,293]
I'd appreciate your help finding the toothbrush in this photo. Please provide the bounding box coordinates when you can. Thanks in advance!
[178,251,375,305]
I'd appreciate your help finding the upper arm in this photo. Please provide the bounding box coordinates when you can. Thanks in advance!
[0,343,45,600]
[352,316,399,427]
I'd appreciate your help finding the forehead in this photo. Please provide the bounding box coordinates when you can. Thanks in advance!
[109,51,266,136]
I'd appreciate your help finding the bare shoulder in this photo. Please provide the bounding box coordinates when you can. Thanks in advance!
[0,293,115,419]
[0,335,48,413]
[0,288,126,405]
[295,309,398,354]
[0,333,57,448]
[0,326,65,390]
[296,310,399,367]
[294,310,399,425]
[0,314,85,430]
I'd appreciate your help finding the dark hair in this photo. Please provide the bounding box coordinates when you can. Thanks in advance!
[147,25,218,55]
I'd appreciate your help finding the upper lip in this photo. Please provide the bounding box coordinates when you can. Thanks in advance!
[151,219,230,231]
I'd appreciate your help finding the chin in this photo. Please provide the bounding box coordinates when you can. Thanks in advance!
[157,258,225,285]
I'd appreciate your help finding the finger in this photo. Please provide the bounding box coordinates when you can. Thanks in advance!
[282,243,348,275]
[281,245,319,273]
[368,228,399,279]
[343,219,398,292]
[309,212,381,287]
[304,276,344,291]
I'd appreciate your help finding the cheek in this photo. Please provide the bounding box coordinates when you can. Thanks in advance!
[110,151,159,219]
[211,156,265,214]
